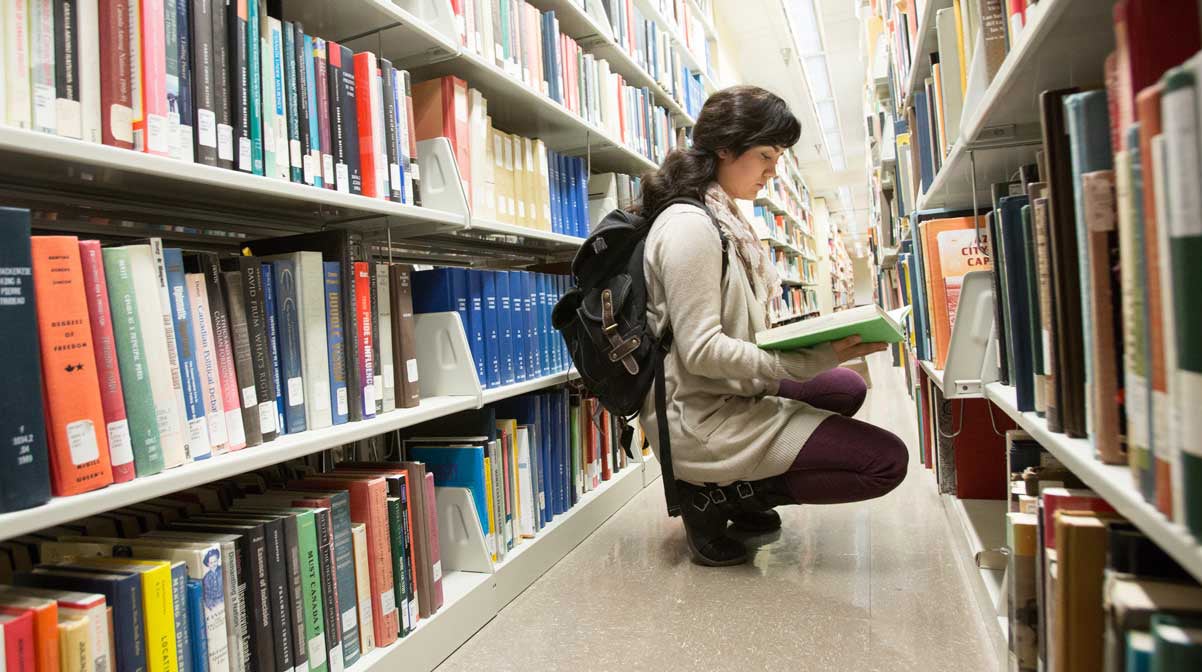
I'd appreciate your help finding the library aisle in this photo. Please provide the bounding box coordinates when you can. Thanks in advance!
[435,351,998,672]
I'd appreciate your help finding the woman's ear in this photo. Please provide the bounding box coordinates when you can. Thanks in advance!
[716,148,732,161]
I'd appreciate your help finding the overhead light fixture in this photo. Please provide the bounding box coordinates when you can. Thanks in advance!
[803,55,832,99]
[817,99,838,131]
[789,0,823,55]
[838,186,853,208]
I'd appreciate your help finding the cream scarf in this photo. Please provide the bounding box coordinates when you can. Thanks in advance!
[703,182,782,327]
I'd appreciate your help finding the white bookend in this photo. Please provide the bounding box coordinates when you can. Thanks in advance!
[124,245,188,468]
[435,486,493,574]
[79,0,101,143]
[186,273,230,455]
[412,311,482,399]
[145,238,197,463]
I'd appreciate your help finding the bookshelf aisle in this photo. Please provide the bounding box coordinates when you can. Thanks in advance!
[748,149,823,325]
[863,0,1202,669]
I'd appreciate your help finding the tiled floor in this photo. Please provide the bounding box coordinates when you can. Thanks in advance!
[435,352,999,671]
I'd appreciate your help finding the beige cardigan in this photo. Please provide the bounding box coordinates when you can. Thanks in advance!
[638,203,840,485]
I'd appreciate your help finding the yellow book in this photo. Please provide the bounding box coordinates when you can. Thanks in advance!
[498,130,516,225]
[483,455,498,561]
[522,137,539,230]
[952,0,967,92]
[496,419,521,540]
[69,558,178,672]
[349,524,375,656]
[484,116,498,221]
[57,615,91,672]
[511,134,528,227]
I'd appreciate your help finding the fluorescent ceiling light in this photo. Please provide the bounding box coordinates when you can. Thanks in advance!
[831,154,847,171]
[803,55,832,99]
[817,99,838,132]
[789,0,823,54]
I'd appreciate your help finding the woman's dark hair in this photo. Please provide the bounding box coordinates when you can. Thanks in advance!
[635,85,801,217]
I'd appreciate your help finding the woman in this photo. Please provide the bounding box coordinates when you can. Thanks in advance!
[637,86,908,567]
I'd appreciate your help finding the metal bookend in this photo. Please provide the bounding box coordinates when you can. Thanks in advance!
[413,311,483,399]
[435,486,494,574]
[943,270,998,399]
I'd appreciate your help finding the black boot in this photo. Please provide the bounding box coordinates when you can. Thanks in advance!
[727,477,796,533]
[675,480,748,567]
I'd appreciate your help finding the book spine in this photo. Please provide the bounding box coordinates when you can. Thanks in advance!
[164,249,213,460]
[321,262,348,425]
[393,69,411,204]
[313,510,343,672]
[401,71,420,205]
[53,0,82,139]
[283,21,302,183]
[245,0,262,174]
[353,53,379,198]
[30,0,57,134]
[185,580,209,672]
[138,0,168,154]
[368,263,381,415]
[227,0,250,171]
[192,0,217,164]
[295,253,331,431]
[313,38,333,190]
[198,254,246,450]
[261,521,294,672]
[326,42,347,193]
[383,498,406,637]
[271,260,307,435]
[163,0,180,157]
[290,513,323,672]
[30,236,114,496]
[2,0,33,129]
[97,0,133,147]
[186,273,230,454]
[220,271,263,446]
[256,3,274,177]
[303,32,320,188]
[388,266,420,409]
[269,18,288,180]
[338,46,361,196]
[380,59,401,203]
[325,495,359,664]
[211,0,232,168]
[169,562,192,672]
[260,264,286,434]
[292,23,311,185]
[353,263,375,420]
[349,525,374,655]
[374,265,395,413]
[397,476,415,632]
[79,240,137,483]
[240,259,278,441]
[269,514,306,672]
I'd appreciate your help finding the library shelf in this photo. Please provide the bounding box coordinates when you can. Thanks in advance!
[899,0,951,108]
[915,0,1118,211]
[0,395,479,543]
[688,0,720,43]
[479,369,579,405]
[642,451,663,488]
[363,460,650,672]
[0,127,466,236]
[631,0,717,93]
[918,359,945,393]
[983,382,1202,585]
[285,0,459,67]
[529,0,698,125]
[940,492,1008,662]
[457,217,585,259]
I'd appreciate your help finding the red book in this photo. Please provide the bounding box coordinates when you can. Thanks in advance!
[1114,0,1201,130]
[410,76,471,201]
[314,41,335,190]
[137,0,169,155]
[1007,0,1025,32]
[353,52,383,198]
[422,472,444,612]
[0,596,58,672]
[290,476,398,647]
[600,407,612,482]
[1040,488,1117,551]
[78,240,136,483]
[354,262,375,420]
[0,610,35,672]
[98,0,133,148]
[30,237,115,496]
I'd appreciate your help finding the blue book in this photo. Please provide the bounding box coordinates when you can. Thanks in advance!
[163,248,211,459]
[538,274,551,374]
[272,260,307,434]
[467,271,486,385]
[482,271,501,388]
[303,33,322,188]
[554,276,566,371]
[15,569,145,672]
[576,158,588,237]
[559,153,571,236]
[538,393,554,517]
[260,264,287,434]
[169,562,193,672]
[523,273,539,379]
[186,580,209,672]
[507,271,526,382]
[549,391,562,516]
[450,268,470,353]
[555,390,568,513]
[997,195,1035,411]
[323,262,349,424]
[545,148,557,234]
[405,444,489,536]
[410,268,458,313]
[545,11,559,102]
[496,271,516,386]
[912,90,935,193]
[246,0,264,175]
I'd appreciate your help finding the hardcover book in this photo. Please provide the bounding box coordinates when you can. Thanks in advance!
[756,304,908,351]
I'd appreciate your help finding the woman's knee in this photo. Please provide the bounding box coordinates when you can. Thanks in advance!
[874,429,909,493]
[827,367,868,416]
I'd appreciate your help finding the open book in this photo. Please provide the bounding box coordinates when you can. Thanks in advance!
[755,305,911,351]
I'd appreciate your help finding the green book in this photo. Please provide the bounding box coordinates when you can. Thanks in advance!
[1151,613,1202,670]
[101,248,165,476]
[755,305,909,352]
[247,0,265,175]
[294,509,328,672]
[570,402,581,499]
[385,497,406,638]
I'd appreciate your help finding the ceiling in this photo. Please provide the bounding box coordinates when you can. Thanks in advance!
[713,0,869,234]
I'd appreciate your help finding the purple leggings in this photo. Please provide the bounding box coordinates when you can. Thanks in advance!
[775,368,908,504]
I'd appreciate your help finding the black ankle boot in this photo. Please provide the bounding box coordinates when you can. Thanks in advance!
[675,480,748,566]
[728,509,782,533]
[726,477,796,533]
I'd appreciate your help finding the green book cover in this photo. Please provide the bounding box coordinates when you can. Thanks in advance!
[755,305,908,352]
[295,509,328,672]
[385,497,406,638]
[247,0,265,175]
[102,248,166,476]
[570,403,580,497]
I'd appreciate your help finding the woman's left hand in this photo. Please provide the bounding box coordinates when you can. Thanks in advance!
[830,335,889,363]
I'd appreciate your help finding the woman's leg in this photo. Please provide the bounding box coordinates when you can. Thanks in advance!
[777,367,868,418]
[779,414,908,504]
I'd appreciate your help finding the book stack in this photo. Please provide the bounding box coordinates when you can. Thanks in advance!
[1004,436,1202,672]
[0,387,634,672]
[448,1,680,164]
[411,268,572,390]
[586,172,643,227]
[600,0,706,119]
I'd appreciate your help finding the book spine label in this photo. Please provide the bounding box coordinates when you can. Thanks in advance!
[313,39,333,190]
[79,240,136,482]
[30,237,114,496]
[192,0,217,163]
[322,262,348,424]
[221,271,262,446]
[272,260,307,434]
[186,274,230,454]
[164,249,213,459]
[353,263,375,419]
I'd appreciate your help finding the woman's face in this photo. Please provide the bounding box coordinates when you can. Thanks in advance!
[716,145,784,201]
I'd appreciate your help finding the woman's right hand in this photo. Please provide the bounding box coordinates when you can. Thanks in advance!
[830,335,889,363]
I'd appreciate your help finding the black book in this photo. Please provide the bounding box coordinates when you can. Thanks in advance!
[221,256,278,441]
[53,0,80,137]
[220,270,264,446]
[401,70,420,205]
[191,0,217,164]
[227,0,251,172]
[283,21,303,183]
[246,231,365,421]
[177,0,194,162]
[380,58,401,202]
[0,209,51,513]
[213,0,233,169]
[293,22,312,186]
[326,43,347,193]
[311,507,344,668]
[337,44,362,195]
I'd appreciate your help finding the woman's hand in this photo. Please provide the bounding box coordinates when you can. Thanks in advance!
[830,335,889,363]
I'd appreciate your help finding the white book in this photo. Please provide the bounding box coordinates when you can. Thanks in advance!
[467,88,487,216]
[516,427,535,538]
[264,252,331,430]
[374,264,396,414]
[1150,133,1177,522]
[259,25,277,177]
[369,65,388,199]
[935,8,964,149]
[535,139,551,228]
[124,244,188,468]
[29,0,55,134]
[186,273,231,454]
[78,0,101,142]
[350,524,375,656]
[477,0,492,65]
[269,18,289,180]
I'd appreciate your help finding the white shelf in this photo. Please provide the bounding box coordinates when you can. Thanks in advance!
[941,494,1008,664]
[289,0,459,66]
[0,395,478,542]
[919,359,945,393]
[688,0,719,43]
[984,382,1202,585]
[642,451,662,488]
[899,0,951,107]
[915,0,1117,211]
[480,369,576,405]
[632,0,717,92]
[460,217,584,256]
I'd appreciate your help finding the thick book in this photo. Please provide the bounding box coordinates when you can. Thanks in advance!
[139,239,198,464]
[186,273,232,455]
[756,304,908,351]
[352,52,383,198]
[222,257,278,441]
[30,236,114,496]
[387,265,420,409]
[270,260,307,435]
[184,252,247,451]
[411,76,471,199]
[260,264,286,435]
[78,241,136,482]
[997,195,1037,412]
[191,0,217,164]
[264,252,331,431]
[164,249,213,461]
[353,263,375,420]
[374,264,396,413]
[220,271,264,447]
[917,217,990,369]
[0,212,52,512]
[98,0,133,147]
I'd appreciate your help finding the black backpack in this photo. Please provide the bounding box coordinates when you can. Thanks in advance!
[551,197,727,517]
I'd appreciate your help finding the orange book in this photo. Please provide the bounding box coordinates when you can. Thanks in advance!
[410,76,471,201]
[920,217,991,369]
[1136,85,1172,517]
[0,595,60,672]
[31,237,114,496]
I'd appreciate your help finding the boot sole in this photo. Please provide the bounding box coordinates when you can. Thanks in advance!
[685,535,749,567]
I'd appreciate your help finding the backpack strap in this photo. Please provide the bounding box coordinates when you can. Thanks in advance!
[655,328,682,517]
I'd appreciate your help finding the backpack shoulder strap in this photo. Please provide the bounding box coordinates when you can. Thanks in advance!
[651,197,730,278]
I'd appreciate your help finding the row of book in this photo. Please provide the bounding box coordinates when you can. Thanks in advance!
[458,82,595,236]
[757,176,809,228]
[411,268,572,390]
[0,388,634,672]
[1004,431,1202,672]
[897,1,1202,542]
[597,0,706,118]
[446,0,679,164]
[585,171,642,225]
[770,287,819,325]
[751,205,812,254]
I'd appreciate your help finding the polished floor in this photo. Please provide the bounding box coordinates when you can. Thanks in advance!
[435,352,998,671]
